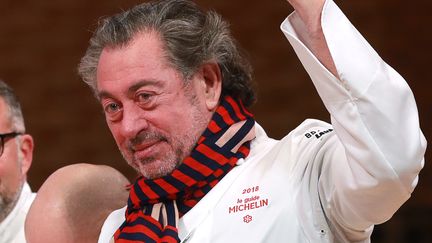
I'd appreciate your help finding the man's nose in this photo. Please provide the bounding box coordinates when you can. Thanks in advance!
[120,104,149,138]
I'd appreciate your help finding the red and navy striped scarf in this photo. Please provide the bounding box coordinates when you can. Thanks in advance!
[114,96,255,242]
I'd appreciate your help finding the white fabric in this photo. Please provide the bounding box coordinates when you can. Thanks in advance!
[0,182,36,243]
[98,0,426,242]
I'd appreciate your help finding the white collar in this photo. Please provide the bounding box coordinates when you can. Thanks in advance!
[0,182,36,241]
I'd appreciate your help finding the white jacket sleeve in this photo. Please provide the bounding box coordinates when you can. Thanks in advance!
[280,0,426,238]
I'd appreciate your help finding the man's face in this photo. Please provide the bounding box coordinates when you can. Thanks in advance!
[0,98,23,222]
[96,31,213,179]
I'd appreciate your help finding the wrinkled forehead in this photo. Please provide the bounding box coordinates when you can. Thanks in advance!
[97,32,170,80]
[95,31,186,99]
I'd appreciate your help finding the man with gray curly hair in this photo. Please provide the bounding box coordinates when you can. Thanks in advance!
[0,80,35,243]
[78,0,426,242]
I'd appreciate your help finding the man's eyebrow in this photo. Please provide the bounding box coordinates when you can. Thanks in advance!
[97,90,112,101]
[127,79,163,95]
[97,79,164,100]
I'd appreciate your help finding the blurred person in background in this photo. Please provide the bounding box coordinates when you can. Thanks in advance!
[0,80,35,243]
[25,163,130,243]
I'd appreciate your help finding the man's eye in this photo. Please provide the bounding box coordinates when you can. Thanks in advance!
[135,92,157,109]
[137,93,152,103]
[104,102,121,114]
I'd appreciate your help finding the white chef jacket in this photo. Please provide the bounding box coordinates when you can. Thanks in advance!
[98,0,427,242]
[0,182,36,243]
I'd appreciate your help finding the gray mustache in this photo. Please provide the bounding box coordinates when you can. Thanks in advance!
[128,131,167,151]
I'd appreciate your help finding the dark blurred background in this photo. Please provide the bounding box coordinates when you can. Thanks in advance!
[0,0,430,242]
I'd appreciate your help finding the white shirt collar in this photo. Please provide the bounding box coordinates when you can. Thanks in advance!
[0,182,36,243]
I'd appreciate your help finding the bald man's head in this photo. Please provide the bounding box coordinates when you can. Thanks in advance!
[25,163,130,243]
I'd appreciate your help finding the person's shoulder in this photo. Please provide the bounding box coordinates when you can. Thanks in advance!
[279,118,335,153]
[254,119,334,152]
[286,118,333,140]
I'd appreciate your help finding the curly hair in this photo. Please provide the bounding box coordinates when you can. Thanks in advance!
[78,0,256,107]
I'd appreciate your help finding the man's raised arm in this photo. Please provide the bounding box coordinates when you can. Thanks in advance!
[281,0,427,240]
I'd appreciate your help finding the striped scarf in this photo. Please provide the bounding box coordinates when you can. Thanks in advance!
[114,96,255,242]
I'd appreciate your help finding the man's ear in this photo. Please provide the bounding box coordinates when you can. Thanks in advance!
[200,62,222,111]
[19,134,34,176]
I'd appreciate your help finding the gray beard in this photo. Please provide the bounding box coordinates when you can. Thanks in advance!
[0,183,23,223]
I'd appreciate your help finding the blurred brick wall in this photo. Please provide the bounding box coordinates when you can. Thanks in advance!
[0,0,430,241]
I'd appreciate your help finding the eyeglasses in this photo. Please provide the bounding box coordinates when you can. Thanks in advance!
[0,132,23,157]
